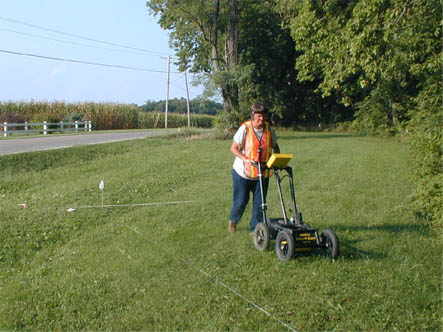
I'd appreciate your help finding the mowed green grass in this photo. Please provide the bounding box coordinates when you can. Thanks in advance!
[0,131,440,331]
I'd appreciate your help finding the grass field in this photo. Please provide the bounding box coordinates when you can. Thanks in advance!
[0,130,440,331]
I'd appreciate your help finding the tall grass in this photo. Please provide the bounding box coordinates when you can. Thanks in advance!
[0,101,214,130]
[0,101,138,130]
[0,131,440,331]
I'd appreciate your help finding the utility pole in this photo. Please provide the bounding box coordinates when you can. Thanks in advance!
[184,70,191,128]
[164,55,170,129]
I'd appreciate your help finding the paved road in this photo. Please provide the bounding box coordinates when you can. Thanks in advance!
[0,130,177,155]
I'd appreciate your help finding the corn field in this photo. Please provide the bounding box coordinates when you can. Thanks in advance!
[0,101,214,130]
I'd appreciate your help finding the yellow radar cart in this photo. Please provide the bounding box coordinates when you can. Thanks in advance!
[252,151,339,261]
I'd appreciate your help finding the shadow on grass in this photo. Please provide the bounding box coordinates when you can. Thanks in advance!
[286,244,386,262]
[263,237,386,262]
[283,222,428,262]
[338,240,387,261]
[332,223,430,236]
[323,222,430,261]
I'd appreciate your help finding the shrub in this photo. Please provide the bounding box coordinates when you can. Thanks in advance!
[0,112,27,131]
[63,112,83,123]
[214,110,241,137]
[351,106,398,137]
[408,82,442,229]
[0,112,26,124]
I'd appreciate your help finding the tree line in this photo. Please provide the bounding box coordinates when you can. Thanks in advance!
[147,0,441,226]
[139,97,223,115]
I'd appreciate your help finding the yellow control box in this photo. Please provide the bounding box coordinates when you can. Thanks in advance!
[266,153,293,168]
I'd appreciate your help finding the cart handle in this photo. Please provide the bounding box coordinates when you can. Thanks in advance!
[250,160,292,173]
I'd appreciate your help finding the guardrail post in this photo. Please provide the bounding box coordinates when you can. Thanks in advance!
[75,121,78,133]
[25,121,29,135]
[3,122,7,137]
[43,121,47,135]
[60,121,64,133]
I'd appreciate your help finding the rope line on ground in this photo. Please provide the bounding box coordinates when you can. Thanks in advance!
[73,200,199,209]
[124,224,298,332]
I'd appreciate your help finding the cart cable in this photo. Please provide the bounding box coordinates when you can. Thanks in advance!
[124,224,298,332]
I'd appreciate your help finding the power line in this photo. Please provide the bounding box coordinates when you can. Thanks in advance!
[170,82,187,92]
[0,49,175,73]
[0,48,201,101]
[0,27,149,56]
[170,75,185,85]
[0,16,172,57]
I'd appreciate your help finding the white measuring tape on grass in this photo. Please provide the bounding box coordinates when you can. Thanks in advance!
[66,180,198,212]
[67,200,199,211]
[125,225,298,332]
[59,180,296,330]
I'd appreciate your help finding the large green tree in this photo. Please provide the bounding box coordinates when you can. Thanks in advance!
[279,0,442,225]
[147,0,240,133]
[279,0,440,133]
[147,0,351,130]
[237,1,351,127]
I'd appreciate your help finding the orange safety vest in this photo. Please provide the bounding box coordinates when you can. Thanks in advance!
[243,121,273,179]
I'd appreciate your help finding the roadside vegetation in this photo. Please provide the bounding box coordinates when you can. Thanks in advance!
[0,131,440,331]
[0,100,215,131]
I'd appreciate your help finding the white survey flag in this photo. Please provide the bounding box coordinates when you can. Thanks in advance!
[99,180,104,190]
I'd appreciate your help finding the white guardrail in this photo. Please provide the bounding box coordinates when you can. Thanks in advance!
[2,120,92,137]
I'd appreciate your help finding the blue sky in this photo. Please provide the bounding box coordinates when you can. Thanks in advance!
[0,0,204,105]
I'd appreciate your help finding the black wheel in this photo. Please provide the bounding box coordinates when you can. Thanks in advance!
[321,229,339,259]
[254,223,270,251]
[275,230,295,261]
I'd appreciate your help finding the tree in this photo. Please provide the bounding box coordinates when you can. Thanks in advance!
[279,0,442,225]
[279,0,423,133]
[147,0,239,133]
[147,0,351,130]
[140,97,222,115]
[236,1,351,127]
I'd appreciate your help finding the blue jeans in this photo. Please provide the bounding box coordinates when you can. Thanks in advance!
[229,169,269,232]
